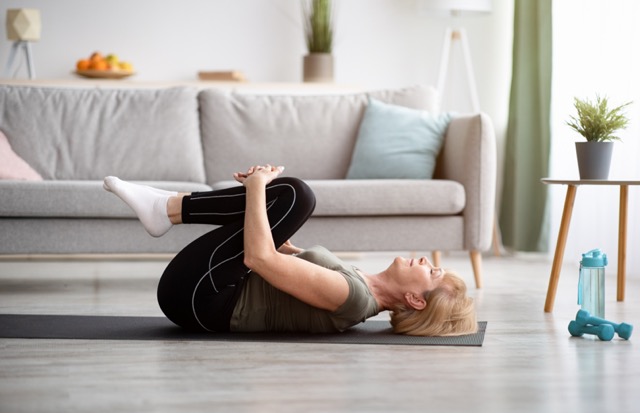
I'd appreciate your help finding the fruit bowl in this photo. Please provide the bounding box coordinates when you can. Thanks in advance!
[74,69,135,79]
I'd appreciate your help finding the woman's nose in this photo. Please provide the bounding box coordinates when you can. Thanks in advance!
[419,256,433,267]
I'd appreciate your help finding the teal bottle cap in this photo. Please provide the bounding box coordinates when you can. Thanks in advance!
[580,249,608,267]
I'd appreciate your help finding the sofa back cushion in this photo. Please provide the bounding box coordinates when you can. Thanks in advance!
[199,85,438,183]
[0,86,205,182]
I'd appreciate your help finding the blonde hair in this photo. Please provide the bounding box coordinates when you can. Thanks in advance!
[389,272,477,337]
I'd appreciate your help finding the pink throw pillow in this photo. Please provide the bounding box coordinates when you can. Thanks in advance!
[0,130,43,181]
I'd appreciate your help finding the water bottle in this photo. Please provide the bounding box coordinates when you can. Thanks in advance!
[577,249,607,318]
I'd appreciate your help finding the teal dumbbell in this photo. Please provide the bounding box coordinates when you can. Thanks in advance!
[575,309,633,340]
[568,320,614,341]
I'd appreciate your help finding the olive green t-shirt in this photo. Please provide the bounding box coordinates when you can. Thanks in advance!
[229,246,380,333]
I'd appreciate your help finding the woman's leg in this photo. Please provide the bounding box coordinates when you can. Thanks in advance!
[156,177,316,332]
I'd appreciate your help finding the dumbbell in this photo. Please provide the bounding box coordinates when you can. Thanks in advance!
[568,320,615,341]
[575,309,633,340]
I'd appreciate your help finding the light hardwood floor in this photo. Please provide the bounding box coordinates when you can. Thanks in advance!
[0,252,638,413]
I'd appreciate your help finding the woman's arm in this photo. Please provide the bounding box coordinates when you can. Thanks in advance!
[235,165,279,265]
[235,165,349,311]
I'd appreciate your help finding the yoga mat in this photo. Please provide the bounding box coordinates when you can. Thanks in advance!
[0,314,486,346]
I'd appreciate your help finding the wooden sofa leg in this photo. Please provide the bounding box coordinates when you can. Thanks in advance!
[469,250,483,289]
[432,251,441,267]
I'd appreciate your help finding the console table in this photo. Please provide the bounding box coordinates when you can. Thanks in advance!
[541,179,639,312]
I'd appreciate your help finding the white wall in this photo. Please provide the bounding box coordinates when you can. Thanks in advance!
[0,0,513,142]
[550,0,640,280]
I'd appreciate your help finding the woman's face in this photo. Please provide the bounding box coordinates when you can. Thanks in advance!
[388,256,445,292]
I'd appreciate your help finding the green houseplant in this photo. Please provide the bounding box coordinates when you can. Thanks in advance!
[566,95,632,179]
[302,0,334,82]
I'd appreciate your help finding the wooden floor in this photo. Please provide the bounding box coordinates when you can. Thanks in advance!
[0,252,639,413]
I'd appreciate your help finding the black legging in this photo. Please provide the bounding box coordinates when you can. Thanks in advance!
[157,177,316,332]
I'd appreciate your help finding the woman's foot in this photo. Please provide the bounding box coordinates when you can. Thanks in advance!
[103,176,177,237]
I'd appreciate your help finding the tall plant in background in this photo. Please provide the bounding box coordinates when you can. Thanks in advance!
[303,0,333,53]
[302,0,334,82]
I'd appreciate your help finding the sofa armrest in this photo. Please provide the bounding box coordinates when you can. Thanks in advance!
[434,113,497,251]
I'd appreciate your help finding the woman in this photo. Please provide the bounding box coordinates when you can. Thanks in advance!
[103,165,477,336]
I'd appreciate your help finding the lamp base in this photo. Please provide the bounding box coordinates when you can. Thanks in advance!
[3,41,36,79]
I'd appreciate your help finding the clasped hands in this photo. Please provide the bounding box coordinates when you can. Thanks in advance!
[233,164,285,187]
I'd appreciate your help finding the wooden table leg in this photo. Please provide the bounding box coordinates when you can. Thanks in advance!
[470,250,483,289]
[492,215,502,257]
[431,251,442,268]
[545,185,578,312]
[617,185,628,302]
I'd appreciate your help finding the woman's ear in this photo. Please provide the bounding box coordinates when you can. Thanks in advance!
[404,292,426,310]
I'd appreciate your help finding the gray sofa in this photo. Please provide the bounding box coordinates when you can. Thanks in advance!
[0,84,496,287]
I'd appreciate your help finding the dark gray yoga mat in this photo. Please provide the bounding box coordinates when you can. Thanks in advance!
[0,314,486,346]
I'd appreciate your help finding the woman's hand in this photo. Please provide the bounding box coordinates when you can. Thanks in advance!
[277,240,303,255]
[234,164,285,187]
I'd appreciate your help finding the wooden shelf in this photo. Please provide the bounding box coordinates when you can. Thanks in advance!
[0,78,365,94]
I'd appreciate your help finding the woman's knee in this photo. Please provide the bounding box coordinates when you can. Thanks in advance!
[270,177,316,211]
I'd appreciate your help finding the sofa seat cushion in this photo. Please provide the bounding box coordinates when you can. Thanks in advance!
[0,180,212,218]
[211,179,465,217]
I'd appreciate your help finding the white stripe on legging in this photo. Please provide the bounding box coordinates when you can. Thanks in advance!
[190,183,297,332]
[187,199,276,217]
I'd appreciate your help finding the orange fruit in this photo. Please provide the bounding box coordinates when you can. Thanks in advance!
[89,52,103,62]
[76,59,90,71]
[90,59,108,71]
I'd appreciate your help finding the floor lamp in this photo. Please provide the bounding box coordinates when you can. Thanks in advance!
[4,9,41,79]
[417,0,491,111]
[418,0,503,257]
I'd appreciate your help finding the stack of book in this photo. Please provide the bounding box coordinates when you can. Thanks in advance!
[197,71,246,82]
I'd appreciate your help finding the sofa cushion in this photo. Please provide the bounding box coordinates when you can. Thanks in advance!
[0,180,212,218]
[199,85,438,184]
[0,86,205,182]
[211,179,465,217]
[0,219,213,254]
[309,179,465,216]
[346,99,451,179]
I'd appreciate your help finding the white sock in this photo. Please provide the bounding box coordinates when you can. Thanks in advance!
[103,180,177,198]
[103,176,177,237]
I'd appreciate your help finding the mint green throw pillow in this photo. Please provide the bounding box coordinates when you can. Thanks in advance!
[346,99,451,179]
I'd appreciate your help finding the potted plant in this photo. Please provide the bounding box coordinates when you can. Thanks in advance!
[302,0,334,82]
[566,95,632,179]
